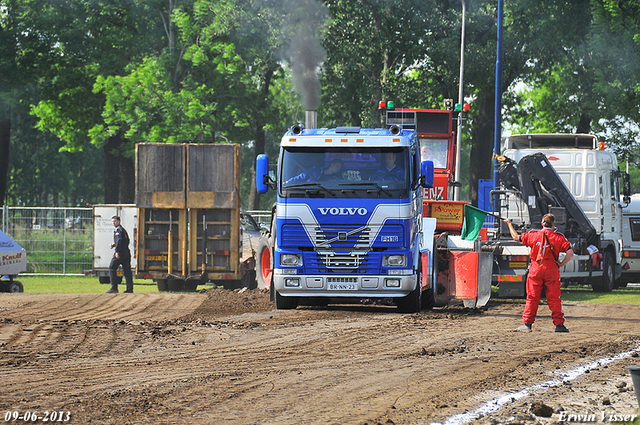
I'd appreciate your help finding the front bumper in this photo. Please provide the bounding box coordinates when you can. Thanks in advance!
[274,271,417,297]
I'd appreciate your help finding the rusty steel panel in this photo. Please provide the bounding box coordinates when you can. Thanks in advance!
[187,144,239,209]
[136,144,186,208]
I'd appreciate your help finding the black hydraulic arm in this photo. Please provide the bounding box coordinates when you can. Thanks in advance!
[517,153,597,246]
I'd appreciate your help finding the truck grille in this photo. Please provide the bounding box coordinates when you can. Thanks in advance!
[316,252,367,269]
[303,250,381,274]
[315,225,371,247]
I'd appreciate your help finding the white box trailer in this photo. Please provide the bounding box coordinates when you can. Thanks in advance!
[0,229,27,292]
[92,204,137,283]
[620,193,640,285]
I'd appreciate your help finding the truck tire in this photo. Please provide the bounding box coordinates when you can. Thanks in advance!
[592,251,614,292]
[168,279,185,291]
[256,236,273,289]
[397,271,422,313]
[275,291,298,310]
[7,280,24,293]
[421,287,435,310]
[157,279,169,291]
[185,281,200,291]
[98,276,111,284]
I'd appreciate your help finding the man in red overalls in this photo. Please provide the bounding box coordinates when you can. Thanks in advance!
[503,214,574,333]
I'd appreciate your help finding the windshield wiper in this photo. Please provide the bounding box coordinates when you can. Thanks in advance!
[284,182,335,197]
[338,182,393,197]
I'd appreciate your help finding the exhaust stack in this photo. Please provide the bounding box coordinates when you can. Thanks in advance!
[305,110,317,129]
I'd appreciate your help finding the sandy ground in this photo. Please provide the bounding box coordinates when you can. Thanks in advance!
[1,289,639,424]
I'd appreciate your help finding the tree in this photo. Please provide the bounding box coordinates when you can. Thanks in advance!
[321,0,454,128]
[7,92,104,206]
[94,0,308,210]
[504,0,640,189]
[30,0,168,204]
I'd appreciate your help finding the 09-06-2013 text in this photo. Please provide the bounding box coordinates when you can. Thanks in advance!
[4,411,71,422]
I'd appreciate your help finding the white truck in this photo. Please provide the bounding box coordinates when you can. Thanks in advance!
[91,204,137,284]
[620,193,640,285]
[491,133,630,295]
[0,229,27,292]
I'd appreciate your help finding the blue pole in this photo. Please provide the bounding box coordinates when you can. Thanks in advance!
[493,0,504,214]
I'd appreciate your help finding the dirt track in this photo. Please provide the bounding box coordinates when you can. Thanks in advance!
[1,289,640,424]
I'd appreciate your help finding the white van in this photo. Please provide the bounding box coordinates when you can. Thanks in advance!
[91,204,137,284]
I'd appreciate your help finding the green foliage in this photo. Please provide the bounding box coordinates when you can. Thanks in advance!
[92,58,223,145]
[3,0,640,209]
[503,0,640,174]
[8,88,104,206]
[321,0,453,128]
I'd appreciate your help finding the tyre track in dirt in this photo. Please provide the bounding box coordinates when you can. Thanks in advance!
[0,293,204,323]
[2,292,640,424]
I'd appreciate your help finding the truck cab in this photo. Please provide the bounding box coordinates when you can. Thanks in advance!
[257,125,434,312]
[620,193,640,285]
[494,134,629,293]
[386,108,456,200]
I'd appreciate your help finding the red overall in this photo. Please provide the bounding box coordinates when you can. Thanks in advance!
[520,228,571,326]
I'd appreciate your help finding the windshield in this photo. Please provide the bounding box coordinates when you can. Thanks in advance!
[280,147,410,199]
[420,138,448,169]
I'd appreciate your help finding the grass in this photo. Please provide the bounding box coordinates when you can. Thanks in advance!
[9,276,640,304]
[492,283,640,305]
[10,275,216,294]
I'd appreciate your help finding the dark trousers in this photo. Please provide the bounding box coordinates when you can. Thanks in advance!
[109,254,134,291]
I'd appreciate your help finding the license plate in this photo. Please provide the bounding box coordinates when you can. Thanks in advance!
[147,255,165,261]
[328,283,358,291]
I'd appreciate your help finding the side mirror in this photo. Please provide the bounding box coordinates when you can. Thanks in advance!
[421,160,435,188]
[256,154,270,194]
[623,172,631,203]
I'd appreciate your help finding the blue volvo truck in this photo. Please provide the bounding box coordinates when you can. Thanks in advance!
[256,123,434,312]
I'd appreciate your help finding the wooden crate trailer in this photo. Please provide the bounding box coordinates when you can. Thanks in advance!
[135,143,254,291]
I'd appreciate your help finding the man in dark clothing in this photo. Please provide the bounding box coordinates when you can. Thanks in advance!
[503,213,574,333]
[106,215,134,294]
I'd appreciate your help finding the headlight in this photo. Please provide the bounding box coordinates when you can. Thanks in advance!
[385,278,401,287]
[284,277,300,287]
[383,254,406,267]
[280,254,302,266]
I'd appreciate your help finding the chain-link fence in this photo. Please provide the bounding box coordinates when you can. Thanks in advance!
[1,206,272,276]
[245,210,272,229]
[1,206,93,275]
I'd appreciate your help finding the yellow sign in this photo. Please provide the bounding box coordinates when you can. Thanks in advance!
[429,202,464,230]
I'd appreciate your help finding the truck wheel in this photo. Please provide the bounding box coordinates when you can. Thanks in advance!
[275,291,298,309]
[185,281,200,291]
[98,276,111,284]
[421,287,435,310]
[592,252,614,292]
[397,279,422,313]
[8,281,24,293]
[157,279,169,291]
[168,279,185,291]
[256,236,273,289]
